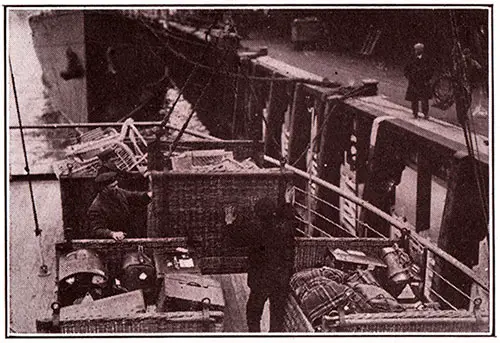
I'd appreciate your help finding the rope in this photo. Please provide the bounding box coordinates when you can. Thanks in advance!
[428,266,473,301]
[449,10,489,231]
[166,50,230,158]
[126,18,341,88]
[290,84,369,167]
[134,16,214,131]
[9,56,48,272]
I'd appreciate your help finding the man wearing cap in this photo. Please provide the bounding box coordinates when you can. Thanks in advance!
[87,169,152,241]
[404,43,435,119]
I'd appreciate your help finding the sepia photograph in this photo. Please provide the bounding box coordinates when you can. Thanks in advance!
[5,3,493,337]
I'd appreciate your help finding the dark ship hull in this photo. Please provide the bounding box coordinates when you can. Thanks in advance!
[29,10,167,123]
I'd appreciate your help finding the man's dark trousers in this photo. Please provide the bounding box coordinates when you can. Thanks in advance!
[411,99,429,118]
[246,287,288,332]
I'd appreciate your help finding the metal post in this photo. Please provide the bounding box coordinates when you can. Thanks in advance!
[416,151,432,233]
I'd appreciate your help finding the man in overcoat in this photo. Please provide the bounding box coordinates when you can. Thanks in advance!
[404,43,434,119]
[87,169,151,240]
[225,197,298,332]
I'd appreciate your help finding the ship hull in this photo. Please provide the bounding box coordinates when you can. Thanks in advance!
[29,10,166,123]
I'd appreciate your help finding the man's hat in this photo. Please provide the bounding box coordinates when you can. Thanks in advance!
[414,43,424,50]
[95,168,117,185]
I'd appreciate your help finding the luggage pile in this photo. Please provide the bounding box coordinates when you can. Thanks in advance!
[289,244,420,328]
[170,149,261,172]
[37,239,225,333]
[284,237,488,333]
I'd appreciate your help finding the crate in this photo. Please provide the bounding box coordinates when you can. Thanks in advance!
[157,274,225,312]
[147,139,264,171]
[283,237,489,333]
[36,238,224,333]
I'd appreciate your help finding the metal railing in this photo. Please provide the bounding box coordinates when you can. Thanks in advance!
[10,121,489,314]
[262,154,489,314]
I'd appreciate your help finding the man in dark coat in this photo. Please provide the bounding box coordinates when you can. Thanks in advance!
[87,169,151,240]
[225,197,298,332]
[404,43,434,119]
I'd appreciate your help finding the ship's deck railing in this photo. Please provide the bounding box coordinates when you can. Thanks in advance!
[262,154,489,314]
[9,122,489,314]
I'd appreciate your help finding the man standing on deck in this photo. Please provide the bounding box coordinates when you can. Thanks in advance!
[225,197,298,332]
[87,169,152,241]
[404,43,434,119]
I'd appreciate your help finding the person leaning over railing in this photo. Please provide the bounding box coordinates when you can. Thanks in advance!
[225,197,299,332]
[86,168,152,241]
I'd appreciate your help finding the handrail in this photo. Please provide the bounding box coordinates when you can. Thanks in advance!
[9,122,222,141]
[11,120,486,291]
[264,154,488,292]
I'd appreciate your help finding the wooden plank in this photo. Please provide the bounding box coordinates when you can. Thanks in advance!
[209,274,249,332]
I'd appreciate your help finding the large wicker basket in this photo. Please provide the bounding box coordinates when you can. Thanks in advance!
[36,238,224,333]
[284,237,489,333]
[148,169,292,274]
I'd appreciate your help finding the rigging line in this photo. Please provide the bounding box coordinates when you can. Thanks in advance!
[464,98,489,213]
[166,50,229,158]
[463,120,489,227]
[85,31,341,87]
[449,10,489,229]
[136,16,214,130]
[136,23,341,88]
[219,50,286,152]
[237,61,285,156]
[117,66,171,123]
[9,57,47,269]
[465,117,488,199]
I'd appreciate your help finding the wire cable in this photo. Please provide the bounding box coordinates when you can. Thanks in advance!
[9,57,49,275]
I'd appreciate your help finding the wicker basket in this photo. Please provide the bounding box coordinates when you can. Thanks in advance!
[283,237,489,333]
[148,170,292,274]
[36,238,225,333]
[37,310,224,333]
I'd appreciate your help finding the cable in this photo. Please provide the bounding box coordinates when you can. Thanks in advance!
[134,16,214,130]
[166,49,231,158]
[9,57,49,276]
[127,18,342,88]
[449,10,489,231]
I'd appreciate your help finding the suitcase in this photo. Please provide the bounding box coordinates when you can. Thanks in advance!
[59,289,146,320]
[120,248,157,304]
[157,273,224,312]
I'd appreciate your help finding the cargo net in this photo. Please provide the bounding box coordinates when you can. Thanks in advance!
[170,149,261,172]
[52,119,148,178]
